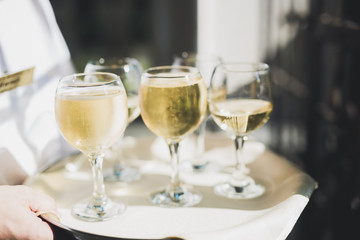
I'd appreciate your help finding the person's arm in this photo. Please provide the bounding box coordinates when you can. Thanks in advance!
[0,185,57,240]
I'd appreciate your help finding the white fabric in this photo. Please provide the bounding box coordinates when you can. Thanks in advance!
[58,195,308,240]
[0,0,76,184]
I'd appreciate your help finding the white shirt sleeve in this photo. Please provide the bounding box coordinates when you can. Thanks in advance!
[0,0,77,184]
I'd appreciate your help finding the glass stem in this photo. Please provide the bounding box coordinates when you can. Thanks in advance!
[168,142,181,190]
[113,163,124,176]
[89,154,107,206]
[233,135,248,176]
[111,136,124,176]
[195,121,206,159]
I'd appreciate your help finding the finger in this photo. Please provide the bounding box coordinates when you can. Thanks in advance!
[17,185,58,214]
[27,214,54,240]
[6,208,54,240]
[35,218,54,240]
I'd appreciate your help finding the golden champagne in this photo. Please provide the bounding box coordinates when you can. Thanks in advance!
[211,99,272,136]
[139,77,207,141]
[55,87,128,155]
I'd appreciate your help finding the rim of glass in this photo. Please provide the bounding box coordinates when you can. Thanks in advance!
[59,72,121,88]
[217,62,269,73]
[143,66,200,79]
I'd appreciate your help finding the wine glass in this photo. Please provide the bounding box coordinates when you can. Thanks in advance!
[85,57,142,182]
[54,72,128,221]
[209,62,273,199]
[139,66,207,207]
[173,52,221,171]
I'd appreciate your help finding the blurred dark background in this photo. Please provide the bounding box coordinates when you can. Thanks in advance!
[49,0,360,239]
[49,0,196,71]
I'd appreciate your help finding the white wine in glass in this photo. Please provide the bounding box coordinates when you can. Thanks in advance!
[211,99,272,135]
[84,57,142,182]
[209,62,273,199]
[55,72,128,221]
[139,66,207,207]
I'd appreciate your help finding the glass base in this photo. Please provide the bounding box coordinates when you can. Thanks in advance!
[149,187,202,208]
[214,181,265,199]
[72,198,126,222]
[104,165,141,183]
[191,161,209,172]
[182,160,220,174]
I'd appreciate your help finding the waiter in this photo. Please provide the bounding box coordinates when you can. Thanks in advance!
[0,0,75,239]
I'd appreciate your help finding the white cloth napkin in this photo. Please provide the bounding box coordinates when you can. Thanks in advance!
[58,194,308,240]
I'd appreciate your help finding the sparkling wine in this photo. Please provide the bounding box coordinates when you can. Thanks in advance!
[139,77,207,141]
[55,87,128,155]
[210,99,272,136]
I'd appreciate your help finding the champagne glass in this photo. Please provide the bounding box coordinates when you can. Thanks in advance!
[85,57,142,182]
[209,62,273,199]
[55,72,128,221]
[173,52,221,171]
[139,66,207,207]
